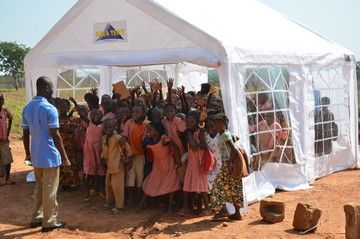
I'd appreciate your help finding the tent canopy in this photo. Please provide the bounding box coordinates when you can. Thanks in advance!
[25,0,354,70]
[25,0,358,203]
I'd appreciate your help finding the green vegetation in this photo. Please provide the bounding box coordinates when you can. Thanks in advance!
[0,88,26,136]
[0,41,30,90]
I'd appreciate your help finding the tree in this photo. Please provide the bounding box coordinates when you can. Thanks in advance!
[0,41,30,90]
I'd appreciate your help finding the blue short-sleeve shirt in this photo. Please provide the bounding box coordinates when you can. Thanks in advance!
[22,96,61,168]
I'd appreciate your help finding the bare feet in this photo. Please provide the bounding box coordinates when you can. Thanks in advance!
[177,207,191,216]
[199,209,212,216]
[5,179,15,185]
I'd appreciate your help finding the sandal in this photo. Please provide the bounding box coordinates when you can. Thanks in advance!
[228,213,242,220]
[212,206,230,220]
[213,206,229,218]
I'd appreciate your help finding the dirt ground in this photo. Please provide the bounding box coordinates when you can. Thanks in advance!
[1,138,360,239]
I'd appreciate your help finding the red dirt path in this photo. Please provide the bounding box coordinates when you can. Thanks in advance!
[1,138,359,239]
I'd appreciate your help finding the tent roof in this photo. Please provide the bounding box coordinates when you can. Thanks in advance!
[152,0,353,56]
[25,0,354,68]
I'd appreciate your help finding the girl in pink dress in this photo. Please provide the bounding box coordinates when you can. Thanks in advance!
[83,109,105,201]
[162,103,187,186]
[142,122,181,212]
[162,103,186,155]
[179,110,210,216]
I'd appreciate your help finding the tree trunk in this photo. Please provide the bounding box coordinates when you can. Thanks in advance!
[12,76,19,91]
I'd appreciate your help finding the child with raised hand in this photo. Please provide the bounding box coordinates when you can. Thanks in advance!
[211,113,246,221]
[141,122,181,212]
[179,110,211,216]
[83,108,106,201]
[122,104,148,206]
[101,118,133,213]
[0,94,14,185]
[69,94,98,124]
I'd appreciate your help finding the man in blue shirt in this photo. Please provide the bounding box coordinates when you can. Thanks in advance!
[22,76,71,232]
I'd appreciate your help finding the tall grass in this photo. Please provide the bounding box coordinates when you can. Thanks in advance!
[0,88,26,137]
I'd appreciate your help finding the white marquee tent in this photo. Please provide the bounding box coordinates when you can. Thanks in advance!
[25,0,358,204]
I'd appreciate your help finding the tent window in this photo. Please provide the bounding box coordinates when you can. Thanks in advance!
[245,67,295,171]
[57,67,100,102]
[125,69,168,88]
[312,66,348,157]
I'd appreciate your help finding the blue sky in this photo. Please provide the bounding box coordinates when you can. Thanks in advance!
[0,0,359,58]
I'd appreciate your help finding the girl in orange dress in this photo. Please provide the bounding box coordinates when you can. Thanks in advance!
[142,122,181,212]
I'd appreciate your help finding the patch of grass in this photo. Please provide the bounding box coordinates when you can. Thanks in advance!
[0,88,26,137]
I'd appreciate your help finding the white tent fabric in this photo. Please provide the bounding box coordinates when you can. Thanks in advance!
[25,0,358,204]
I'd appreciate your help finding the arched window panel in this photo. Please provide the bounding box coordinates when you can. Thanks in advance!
[126,69,168,88]
[56,67,100,102]
[59,69,73,86]
[57,74,73,89]
[74,68,100,87]
[77,75,99,88]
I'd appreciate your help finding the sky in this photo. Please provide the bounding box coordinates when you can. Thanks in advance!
[0,0,359,58]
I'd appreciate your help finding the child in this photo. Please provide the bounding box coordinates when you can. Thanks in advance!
[205,116,221,192]
[179,110,210,216]
[100,94,111,114]
[162,103,187,192]
[211,113,245,221]
[115,104,131,133]
[83,108,105,201]
[58,98,81,189]
[122,104,148,206]
[143,107,164,177]
[101,98,115,122]
[257,113,287,164]
[141,122,181,212]
[162,104,186,155]
[101,118,133,213]
[73,104,89,180]
[0,94,14,185]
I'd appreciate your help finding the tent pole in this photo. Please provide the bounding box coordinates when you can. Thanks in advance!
[174,63,179,87]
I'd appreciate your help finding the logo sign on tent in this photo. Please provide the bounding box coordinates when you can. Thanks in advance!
[94,21,127,43]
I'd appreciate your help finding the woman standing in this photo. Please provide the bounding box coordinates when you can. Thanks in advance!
[210,113,248,221]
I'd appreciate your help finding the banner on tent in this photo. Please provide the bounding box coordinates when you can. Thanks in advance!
[94,21,127,43]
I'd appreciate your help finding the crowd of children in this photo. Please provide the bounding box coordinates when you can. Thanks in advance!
[52,79,249,220]
[0,79,249,221]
